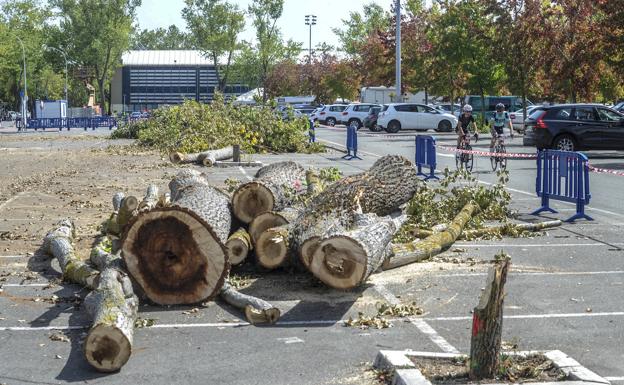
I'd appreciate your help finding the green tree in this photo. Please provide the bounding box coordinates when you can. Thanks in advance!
[182,0,245,92]
[333,3,390,56]
[131,25,193,50]
[51,0,140,113]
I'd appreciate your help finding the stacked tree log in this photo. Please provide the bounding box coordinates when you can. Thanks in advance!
[169,146,235,167]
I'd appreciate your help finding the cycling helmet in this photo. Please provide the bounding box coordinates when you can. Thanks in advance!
[495,103,505,111]
[463,104,473,112]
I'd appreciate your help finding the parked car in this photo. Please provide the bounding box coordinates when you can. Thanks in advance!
[510,105,540,133]
[464,95,533,120]
[129,111,142,119]
[614,101,624,114]
[317,104,347,126]
[363,106,383,132]
[523,104,624,151]
[376,103,459,133]
[339,103,381,128]
[433,103,461,117]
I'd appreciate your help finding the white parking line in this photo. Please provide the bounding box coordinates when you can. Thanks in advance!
[453,242,624,248]
[317,139,382,158]
[238,166,253,181]
[374,284,459,354]
[426,311,624,321]
[0,191,28,212]
[605,377,624,382]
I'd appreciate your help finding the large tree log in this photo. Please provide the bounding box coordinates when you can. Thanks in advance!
[382,201,478,270]
[291,155,419,269]
[121,169,230,305]
[218,281,280,325]
[198,146,234,167]
[43,219,99,289]
[226,228,252,266]
[231,161,306,223]
[469,255,511,379]
[308,214,406,289]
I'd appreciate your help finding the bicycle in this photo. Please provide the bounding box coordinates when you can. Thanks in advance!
[490,132,507,171]
[455,133,474,172]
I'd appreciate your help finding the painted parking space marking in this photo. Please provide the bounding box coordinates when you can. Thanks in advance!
[453,242,624,248]
[434,270,624,278]
[277,337,304,344]
[238,166,253,181]
[426,311,624,322]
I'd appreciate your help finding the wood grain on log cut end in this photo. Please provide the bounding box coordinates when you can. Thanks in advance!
[231,182,275,223]
[245,305,280,325]
[202,156,216,167]
[122,208,228,305]
[248,211,287,243]
[309,237,366,290]
[300,236,321,269]
[169,152,184,164]
[226,228,251,266]
[84,324,131,372]
[255,227,288,269]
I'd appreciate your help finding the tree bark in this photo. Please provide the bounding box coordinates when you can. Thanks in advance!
[226,228,252,266]
[197,146,234,167]
[291,155,419,269]
[309,214,406,289]
[43,219,99,289]
[121,169,230,305]
[383,201,478,270]
[138,185,159,213]
[116,196,138,232]
[231,161,306,223]
[105,192,126,236]
[218,281,280,325]
[469,255,511,379]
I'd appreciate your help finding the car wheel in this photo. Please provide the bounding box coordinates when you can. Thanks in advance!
[326,117,336,127]
[348,119,362,129]
[369,122,383,132]
[385,120,401,133]
[437,120,452,132]
[553,134,576,152]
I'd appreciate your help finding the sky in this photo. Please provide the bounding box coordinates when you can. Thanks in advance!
[136,0,394,50]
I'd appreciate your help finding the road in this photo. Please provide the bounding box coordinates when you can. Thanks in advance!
[0,127,622,384]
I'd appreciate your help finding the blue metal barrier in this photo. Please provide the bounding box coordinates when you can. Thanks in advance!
[18,117,117,131]
[342,123,362,160]
[415,135,439,181]
[532,149,592,222]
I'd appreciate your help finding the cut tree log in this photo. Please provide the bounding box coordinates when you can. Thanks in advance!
[84,237,138,372]
[138,184,159,212]
[291,155,419,269]
[168,151,202,164]
[122,169,230,305]
[116,196,138,232]
[197,146,234,167]
[231,161,306,223]
[308,214,406,289]
[43,219,99,289]
[248,206,301,244]
[105,192,126,235]
[226,228,252,266]
[383,201,479,270]
[469,255,511,379]
[219,281,280,325]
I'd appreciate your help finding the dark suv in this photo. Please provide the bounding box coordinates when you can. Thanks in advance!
[523,104,624,151]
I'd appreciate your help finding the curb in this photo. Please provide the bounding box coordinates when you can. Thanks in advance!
[373,350,611,385]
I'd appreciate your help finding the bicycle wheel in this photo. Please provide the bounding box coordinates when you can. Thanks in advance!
[490,152,498,172]
[455,149,463,170]
[465,145,474,172]
[499,144,507,170]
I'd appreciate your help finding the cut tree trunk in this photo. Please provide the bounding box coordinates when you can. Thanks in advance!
[226,228,252,266]
[122,169,231,305]
[138,184,159,212]
[197,146,234,167]
[105,192,126,235]
[231,161,306,223]
[383,201,478,270]
[469,255,511,379]
[43,219,99,289]
[84,266,138,372]
[219,281,280,325]
[116,196,138,232]
[291,155,419,269]
[308,214,406,289]
[168,151,202,164]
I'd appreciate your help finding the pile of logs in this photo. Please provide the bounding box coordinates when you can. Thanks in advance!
[41,155,561,373]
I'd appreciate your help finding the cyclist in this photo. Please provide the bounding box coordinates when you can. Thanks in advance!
[489,103,514,152]
[456,104,479,148]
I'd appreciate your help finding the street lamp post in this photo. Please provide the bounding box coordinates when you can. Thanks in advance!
[304,15,317,64]
[15,36,27,128]
[395,0,401,103]
[44,45,69,105]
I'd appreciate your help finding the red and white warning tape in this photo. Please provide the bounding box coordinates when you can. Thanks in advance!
[588,164,624,177]
[436,144,538,159]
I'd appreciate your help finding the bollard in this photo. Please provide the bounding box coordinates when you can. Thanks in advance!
[415,135,439,181]
[233,144,241,162]
[342,122,362,161]
[308,119,315,143]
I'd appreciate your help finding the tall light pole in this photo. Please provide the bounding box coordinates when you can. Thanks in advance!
[395,0,401,103]
[14,35,27,128]
[304,15,317,64]
[44,45,69,105]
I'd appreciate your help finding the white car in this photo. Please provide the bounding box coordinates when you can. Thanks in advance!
[510,106,540,133]
[339,103,381,128]
[317,104,347,126]
[377,103,458,133]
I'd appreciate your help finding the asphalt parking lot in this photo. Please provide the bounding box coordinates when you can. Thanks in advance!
[0,125,623,384]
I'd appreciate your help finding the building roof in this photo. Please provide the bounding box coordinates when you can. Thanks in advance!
[121,50,214,66]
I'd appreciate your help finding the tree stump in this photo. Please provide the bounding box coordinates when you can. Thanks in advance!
[121,169,230,305]
[469,255,511,379]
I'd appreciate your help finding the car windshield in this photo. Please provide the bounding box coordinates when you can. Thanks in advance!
[369,107,381,114]
[597,108,623,122]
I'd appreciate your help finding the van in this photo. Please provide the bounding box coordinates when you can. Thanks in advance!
[464,96,533,119]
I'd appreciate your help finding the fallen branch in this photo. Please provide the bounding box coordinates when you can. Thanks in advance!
[462,220,562,239]
[383,201,479,270]
[218,281,280,325]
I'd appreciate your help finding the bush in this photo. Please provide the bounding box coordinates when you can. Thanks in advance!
[110,95,321,154]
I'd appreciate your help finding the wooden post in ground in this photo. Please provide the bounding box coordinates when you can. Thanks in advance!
[469,254,511,379]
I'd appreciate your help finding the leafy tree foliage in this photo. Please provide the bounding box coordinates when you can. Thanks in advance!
[131,25,193,50]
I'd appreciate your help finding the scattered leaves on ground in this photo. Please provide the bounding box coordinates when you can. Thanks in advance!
[134,317,157,328]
